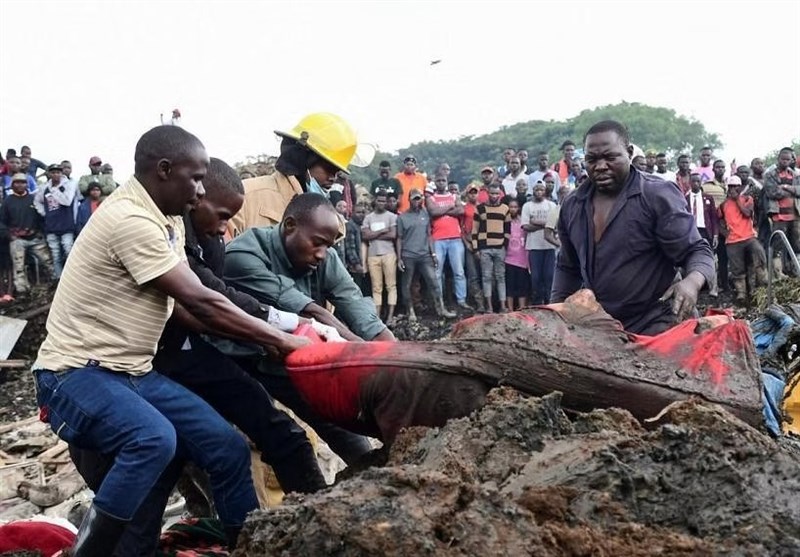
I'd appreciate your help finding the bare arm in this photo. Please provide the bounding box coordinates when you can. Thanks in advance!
[425,196,449,217]
[544,228,560,248]
[150,262,308,355]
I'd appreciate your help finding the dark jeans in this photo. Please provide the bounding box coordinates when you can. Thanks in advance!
[154,334,325,492]
[236,358,373,465]
[528,249,556,305]
[34,367,257,525]
[400,254,440,310]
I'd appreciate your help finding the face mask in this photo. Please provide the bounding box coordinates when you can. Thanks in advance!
[306,172,326,196]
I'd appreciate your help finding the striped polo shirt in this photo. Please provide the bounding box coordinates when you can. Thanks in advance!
[34,176,186,375]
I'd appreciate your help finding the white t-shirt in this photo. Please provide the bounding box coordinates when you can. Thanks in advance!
[522,199,557,251]
[502,172,526,196]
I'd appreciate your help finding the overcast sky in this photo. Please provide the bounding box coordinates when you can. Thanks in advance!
[2,0,798,179]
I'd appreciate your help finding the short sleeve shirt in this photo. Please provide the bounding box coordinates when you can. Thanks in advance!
[522,199,557,250]
[362,211,398,257]
[397,209,432,258]
[35,177,185,375]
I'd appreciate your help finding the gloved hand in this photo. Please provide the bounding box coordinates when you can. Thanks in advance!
[310,319,347,343]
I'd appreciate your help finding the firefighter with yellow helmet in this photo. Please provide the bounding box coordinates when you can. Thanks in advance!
[227,112,359,237]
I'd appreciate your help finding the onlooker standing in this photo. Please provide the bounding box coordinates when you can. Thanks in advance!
[472,184,510,312]
[704,159,730,291]
[362,191,398,322]
[653,153,676,182]
[461,183,485,311]
[551,140,576,184]
[675,154,692,195]
[77,156,117,199]
[101,163,121,189]
[397,188,455,320]
[686,173,719,296]
[426,175,470,309]
[505,198,529,310]
[20,146,48,179]
[497,147,516,179]
[371,160,403,199]
[34,164,77,279]
[75,182,103,236]
[477,166,495,204]
[2,157,38,195]
[695,146,715,182]
[528,151,561,193]
[0,174,54,295]
[764,147,800,278]
[522,181,557,304]
[501,155,525,196]
[644,150,657,174]
[394,155,427,214]
[344,203,369,296]
[717,176,768,300]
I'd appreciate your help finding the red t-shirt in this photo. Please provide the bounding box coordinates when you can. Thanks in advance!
[462,202,476,237]
[429,193,461,240]
[719,196,756,244]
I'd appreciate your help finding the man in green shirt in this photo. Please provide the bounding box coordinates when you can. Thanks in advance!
[77,156,117,198]
[222,193,395,464]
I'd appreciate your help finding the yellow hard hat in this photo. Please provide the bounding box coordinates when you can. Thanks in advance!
[275,112,357,174]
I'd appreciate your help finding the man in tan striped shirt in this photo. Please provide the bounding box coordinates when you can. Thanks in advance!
[33,126,308,555]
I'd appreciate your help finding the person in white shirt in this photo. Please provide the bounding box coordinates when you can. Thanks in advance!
[501,155,525,196]
[652,152,676,183]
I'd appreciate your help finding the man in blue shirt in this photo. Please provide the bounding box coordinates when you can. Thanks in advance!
[552,120,714,334]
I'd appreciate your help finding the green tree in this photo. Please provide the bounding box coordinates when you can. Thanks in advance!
[242,102,723,188]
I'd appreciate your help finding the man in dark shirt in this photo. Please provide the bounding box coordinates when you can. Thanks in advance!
[20,145,48,178]
[0,174,54,295]
[371,160,403,198]
[552,120,714,335]
[396,188,455,320]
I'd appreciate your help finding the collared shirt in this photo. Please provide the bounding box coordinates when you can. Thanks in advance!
[223,225,385,341]
[35,176,186,374]
[397,208,432,259]
[552,169,715,334]
[687,191,706,229]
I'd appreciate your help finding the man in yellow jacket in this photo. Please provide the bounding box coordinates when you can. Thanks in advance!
[227,112,358,237]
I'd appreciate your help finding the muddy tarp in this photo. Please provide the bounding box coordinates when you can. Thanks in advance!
[286,290,763,441]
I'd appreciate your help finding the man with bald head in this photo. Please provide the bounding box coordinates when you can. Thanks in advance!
[33,126,307,555]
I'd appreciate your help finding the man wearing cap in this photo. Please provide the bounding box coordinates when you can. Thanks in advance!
[34,164,77,279]
[397,188,456,320]
[717,175,767,300]
[2,157,38,196]
[78,156,117,199]
[228,113,359,237]
[394,155,427,214]
[0,174,54,295]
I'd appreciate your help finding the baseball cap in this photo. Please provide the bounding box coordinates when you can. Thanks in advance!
[409,188,423,200]
[47,163,63,172]
[480,166,494,174]
[467,184,479,193]
[10,173,28,183]
[726,176,743,186]
[403,155,417,163]
[532,180,546,189]
[89,156,102,166]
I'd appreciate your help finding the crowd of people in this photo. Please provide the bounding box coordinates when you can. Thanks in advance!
[14,111,800,554]
[317,142,799,322]
[0,149,119,302]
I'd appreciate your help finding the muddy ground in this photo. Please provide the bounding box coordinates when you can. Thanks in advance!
[2,282,799,556]
[236,389,800,556]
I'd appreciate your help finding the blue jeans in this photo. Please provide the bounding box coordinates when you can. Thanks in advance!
[528,249,556,305]
[46,232,74,279]
[434,238,467,303]
[34,367,258,526]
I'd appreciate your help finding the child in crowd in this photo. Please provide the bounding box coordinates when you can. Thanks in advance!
[504,199,529,310]
[76,182,103,236]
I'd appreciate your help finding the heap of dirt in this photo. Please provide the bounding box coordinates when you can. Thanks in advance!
[235,389,800,556]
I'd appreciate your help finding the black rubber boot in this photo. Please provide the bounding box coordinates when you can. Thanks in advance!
[270,444,328,494]
[72,504,127,557]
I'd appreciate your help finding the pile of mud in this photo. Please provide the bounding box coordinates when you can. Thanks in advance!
[235,389,800,556]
